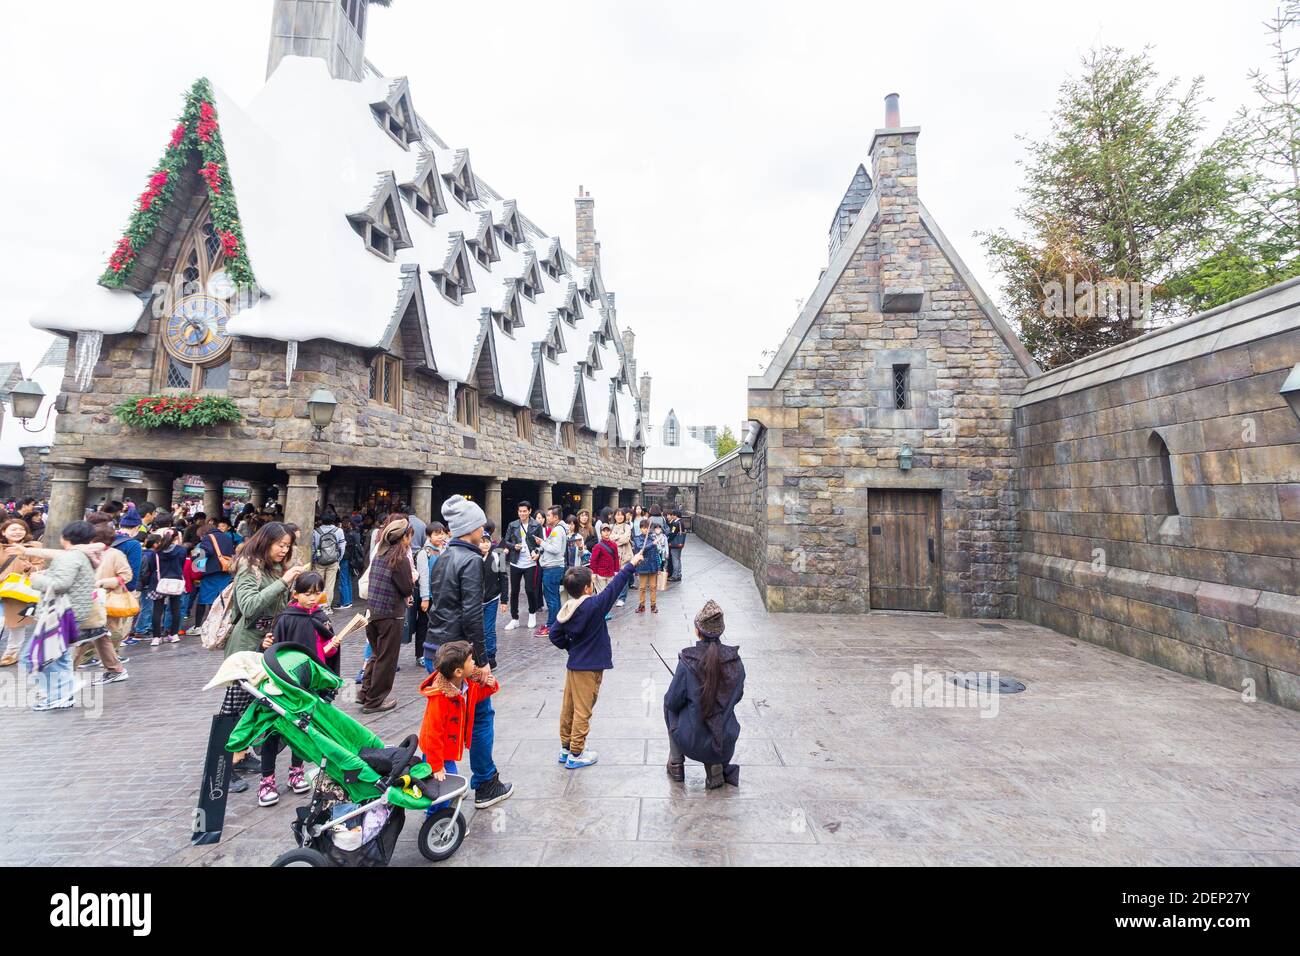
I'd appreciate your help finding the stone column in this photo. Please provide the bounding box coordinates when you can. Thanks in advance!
[484,477,504,533]
[202,476,223,520]
[537,481,554,513]
[283,469,323,565]
[247,481,267,508]
[410,470,437,524]
[45,463,90,542]
[631,489,642,508]
[143,474,172,512]
[580,485,594,515]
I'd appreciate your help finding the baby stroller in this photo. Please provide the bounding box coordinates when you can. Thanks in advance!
[223,643,470,866]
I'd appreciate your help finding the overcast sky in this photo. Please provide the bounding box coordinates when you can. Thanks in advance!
[0,0,1281,436]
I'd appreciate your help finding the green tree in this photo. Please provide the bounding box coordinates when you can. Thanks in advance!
[1174,5,1300,310]
[715,425,739,459]
[982,47,1239,369]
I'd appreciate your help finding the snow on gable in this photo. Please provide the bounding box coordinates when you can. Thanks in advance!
[399,148,448,226]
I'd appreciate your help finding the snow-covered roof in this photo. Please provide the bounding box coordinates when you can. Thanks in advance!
[643,412,716,471]
[31,56,640,435]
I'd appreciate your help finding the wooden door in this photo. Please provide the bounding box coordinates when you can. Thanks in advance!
[868,489,941,611]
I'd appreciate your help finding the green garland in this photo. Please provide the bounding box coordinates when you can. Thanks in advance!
[113,394,243,431]
[100,78,256,289]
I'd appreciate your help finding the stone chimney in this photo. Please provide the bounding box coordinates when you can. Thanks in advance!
[621,328,635,361]
[638,372,652,423]
[268,0,385,82]
[869,93,925,312]
[575,186,598,268]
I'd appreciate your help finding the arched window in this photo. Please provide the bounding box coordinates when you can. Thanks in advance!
[1148,432,1178,517]
[161,202,234,392]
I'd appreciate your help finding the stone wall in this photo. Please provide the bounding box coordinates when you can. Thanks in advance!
[50,320,643,492]
[744,126,1030,615]
[1017,315,1300,710]
[693,450,762,570]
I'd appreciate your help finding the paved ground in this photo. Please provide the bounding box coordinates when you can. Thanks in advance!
[1,539,1298,866]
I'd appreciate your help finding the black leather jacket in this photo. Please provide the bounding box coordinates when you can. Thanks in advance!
[423,538,485,661]
[503,518,543,563]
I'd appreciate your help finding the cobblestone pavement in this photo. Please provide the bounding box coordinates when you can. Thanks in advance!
[1,540,1298,866]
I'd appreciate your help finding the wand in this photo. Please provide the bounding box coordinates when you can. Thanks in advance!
[649,642,675,676]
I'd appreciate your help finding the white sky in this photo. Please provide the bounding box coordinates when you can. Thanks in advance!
[0,0,1281,437]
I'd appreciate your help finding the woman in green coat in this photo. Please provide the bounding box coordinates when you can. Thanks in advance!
[220,521,307,781]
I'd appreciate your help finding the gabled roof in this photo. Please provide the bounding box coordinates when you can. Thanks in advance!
[399,148,448,221]
[29,56,639,430]
[750,191,1038,389]
[370,76,421,145]
[347,171,414,251]
[377,263,436,370]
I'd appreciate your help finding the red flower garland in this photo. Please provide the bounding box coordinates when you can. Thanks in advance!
[169,122,186,148]
[197,101,218,142]
[109,237,135,273]
[199,161,222,193]
[137,169,170,211]
[218,229,239,257]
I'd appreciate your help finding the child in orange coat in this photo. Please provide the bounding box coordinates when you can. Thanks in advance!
[418,640,499,785]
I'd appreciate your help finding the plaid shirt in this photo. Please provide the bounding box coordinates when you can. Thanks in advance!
[366,552,413,619]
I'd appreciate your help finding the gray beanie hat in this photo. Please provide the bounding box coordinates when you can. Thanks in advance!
[442,494,487,538]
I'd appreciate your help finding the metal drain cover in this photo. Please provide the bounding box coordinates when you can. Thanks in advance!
[977,623,1007,631]
[951,674,1026,694]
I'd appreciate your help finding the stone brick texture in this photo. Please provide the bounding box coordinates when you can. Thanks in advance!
[694,451,763,570]
[697,130,1028,617]
[1017,327,1300,709]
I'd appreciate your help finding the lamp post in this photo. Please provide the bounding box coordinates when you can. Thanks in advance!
[898,443,914,471]
[737,441,755,477]
[7,379,53,432]
[306,388,338,441]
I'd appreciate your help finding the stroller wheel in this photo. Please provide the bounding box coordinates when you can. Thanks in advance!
[271,847,330,867]
[418,808,466,862]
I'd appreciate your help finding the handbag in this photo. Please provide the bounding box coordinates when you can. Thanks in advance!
[105,579,140,618]
[0,571,39,604]
[208,534,234,573]
[657,570,668,592]
[154,553,186,596]
[199,579,240,651]
[357,567,371,602]
[26,589,77,671]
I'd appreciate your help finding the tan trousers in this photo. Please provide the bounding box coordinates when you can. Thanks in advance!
[592,574,612,594]
[637,572,658,608]
[314,562,340,605]
[559,669,603,756]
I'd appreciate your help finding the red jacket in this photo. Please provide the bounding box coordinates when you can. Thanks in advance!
[418,671,500,763]
[589,539,620,578]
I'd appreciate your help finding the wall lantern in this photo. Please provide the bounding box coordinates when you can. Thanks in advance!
[898,443,914,471]
[8,379,53,432]
[1282,364,1300,420]
[737,442,755,477]
[306,387,338,440]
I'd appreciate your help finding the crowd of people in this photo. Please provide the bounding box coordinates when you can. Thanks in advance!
[2,489,746,819]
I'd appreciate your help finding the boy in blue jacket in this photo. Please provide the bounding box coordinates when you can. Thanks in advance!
[549,550,643,769]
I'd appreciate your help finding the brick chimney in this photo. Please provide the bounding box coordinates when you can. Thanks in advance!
[869,93,924,312]
[268,0,385,82]
[575,186,598,268]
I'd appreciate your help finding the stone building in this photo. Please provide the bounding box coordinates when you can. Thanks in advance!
[642,405,717,515]
[695,94,1300,708]
[27,0,645,554]
[696,95,1038,616]
[0,340,65,501]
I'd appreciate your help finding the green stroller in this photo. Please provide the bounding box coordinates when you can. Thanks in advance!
[224,644,470,866]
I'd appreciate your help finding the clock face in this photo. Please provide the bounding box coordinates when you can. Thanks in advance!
[164,295,231,364]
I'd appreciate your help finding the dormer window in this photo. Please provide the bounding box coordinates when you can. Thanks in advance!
[441,152,478,208]
[542,321,563,362]
[496,222,518,250]
[349,174,413,263]
[541,246,563,281]
[473,244,492,269]
[401,155,447,227]
[431,238,475,306]
[371,79,420,149]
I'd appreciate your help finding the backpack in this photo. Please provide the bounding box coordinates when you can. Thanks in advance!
[316,528,341,567]
[200,578,241,651]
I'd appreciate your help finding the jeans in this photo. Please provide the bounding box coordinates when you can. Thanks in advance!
[470,695,497,789]
[669,548,683,578]
[26,637,73,706]
[483,600,498,661]
[337,558,353,606]
[134,592,154,636]
[541,566,564,629]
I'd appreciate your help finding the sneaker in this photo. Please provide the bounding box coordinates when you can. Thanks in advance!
[636,605,645,614]
[149,637,162,647]
[354,671,365,684]
[604,614,612,621]
[565,751,598,770]
[504,619,520,631]
[93,670,129,686]
[473,774,514,809]
[288,766,310,794]
[616,599,625,608]
[536,626,550,639]
[164,634,181,644]
[116,656,130,665]
[258,776,279,807]
[527,613,537,629]
[122,636,141,646]
[338,603,353,610]
[32,697,75,712]
[77,658,102,670]
[652,606,659,614]
[558,748,571,764]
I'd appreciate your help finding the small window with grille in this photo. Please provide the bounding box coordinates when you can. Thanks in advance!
[369,355,402,410]
[892,364,910,410]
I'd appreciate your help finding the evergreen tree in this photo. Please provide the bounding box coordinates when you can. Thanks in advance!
[715,425,739,459]
[982,47,1238,369]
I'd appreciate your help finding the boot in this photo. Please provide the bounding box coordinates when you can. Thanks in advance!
[705,764,725,790]
[666,759,684,782]
[723,764,740,787]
